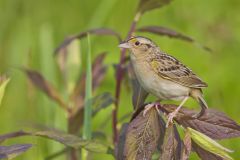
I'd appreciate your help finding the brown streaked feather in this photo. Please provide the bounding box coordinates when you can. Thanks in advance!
[148,53,208,88]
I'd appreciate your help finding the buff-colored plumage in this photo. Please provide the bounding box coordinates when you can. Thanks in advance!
[149,53,207,88]
[119,36,209,127]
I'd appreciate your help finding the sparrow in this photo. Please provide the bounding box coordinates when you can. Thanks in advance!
[118,36,208,127]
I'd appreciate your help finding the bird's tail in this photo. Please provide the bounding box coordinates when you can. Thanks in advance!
[191,89,208,118]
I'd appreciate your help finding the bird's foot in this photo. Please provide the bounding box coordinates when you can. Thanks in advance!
[166,111,177,128]
[143,102,160,117]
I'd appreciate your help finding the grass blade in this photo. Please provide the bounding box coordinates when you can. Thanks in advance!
[83,34,93,140]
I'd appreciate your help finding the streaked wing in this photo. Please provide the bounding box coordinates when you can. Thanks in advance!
[149,53,207,88]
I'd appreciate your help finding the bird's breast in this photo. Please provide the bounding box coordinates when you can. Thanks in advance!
[131,57,190,101]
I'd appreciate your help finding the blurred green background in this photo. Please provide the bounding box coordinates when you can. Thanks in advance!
[0,0,240,159]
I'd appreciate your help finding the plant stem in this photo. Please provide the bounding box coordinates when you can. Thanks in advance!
[69,151,77,160]
[83,34,93,140]
[82,34,93,160]
[112,12,142,145]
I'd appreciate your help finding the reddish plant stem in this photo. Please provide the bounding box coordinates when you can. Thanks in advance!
[112,14,140,145]
[67,113,78,160]
[69,149,77,160]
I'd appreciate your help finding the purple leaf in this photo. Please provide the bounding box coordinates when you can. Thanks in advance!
[32,130,112,154]
[124,108,161,160]
[138,26,193,42]
[137,0,173,14]
[160,104,240,139]
[92,92,114,117]
[91,52,108,90]
[23,69,68,111]
[0,129,113,154]
[116,123,129,160]
[137,26,212,52]
[0,131,29,144]
[70,52,107,106]
[159,124,182,160]
[181,129,192,160]
[55,28,121,55]
[0,144,32,159]
[54,29,119,81]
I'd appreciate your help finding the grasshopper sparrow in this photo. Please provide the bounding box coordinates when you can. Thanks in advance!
[118,36,208,127]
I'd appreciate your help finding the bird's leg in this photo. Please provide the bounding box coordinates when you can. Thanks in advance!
[143,101,161,117]
[166,96,189,127]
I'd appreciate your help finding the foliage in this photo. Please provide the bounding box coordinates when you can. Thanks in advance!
[118,104,239,160]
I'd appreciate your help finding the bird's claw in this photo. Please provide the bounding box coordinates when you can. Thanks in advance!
[143,104,154,117]
[143,102,160,117]
[166,112,176,128]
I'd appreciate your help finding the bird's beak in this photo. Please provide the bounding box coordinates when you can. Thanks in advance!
[118,42,130,49]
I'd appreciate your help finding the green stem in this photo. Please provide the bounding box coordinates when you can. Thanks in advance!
[82,33,93,160]
[83,33,92,140]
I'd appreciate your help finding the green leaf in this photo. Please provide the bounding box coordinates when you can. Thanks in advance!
[187,127,234,160]
[137,0,172,14]
[0,144,32,159]
[0,75,10,107]
[193,141,224,160]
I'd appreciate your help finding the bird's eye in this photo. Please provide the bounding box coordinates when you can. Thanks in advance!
[135,41,140,46]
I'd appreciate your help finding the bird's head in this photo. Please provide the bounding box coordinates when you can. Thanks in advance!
[118,36,157,57]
